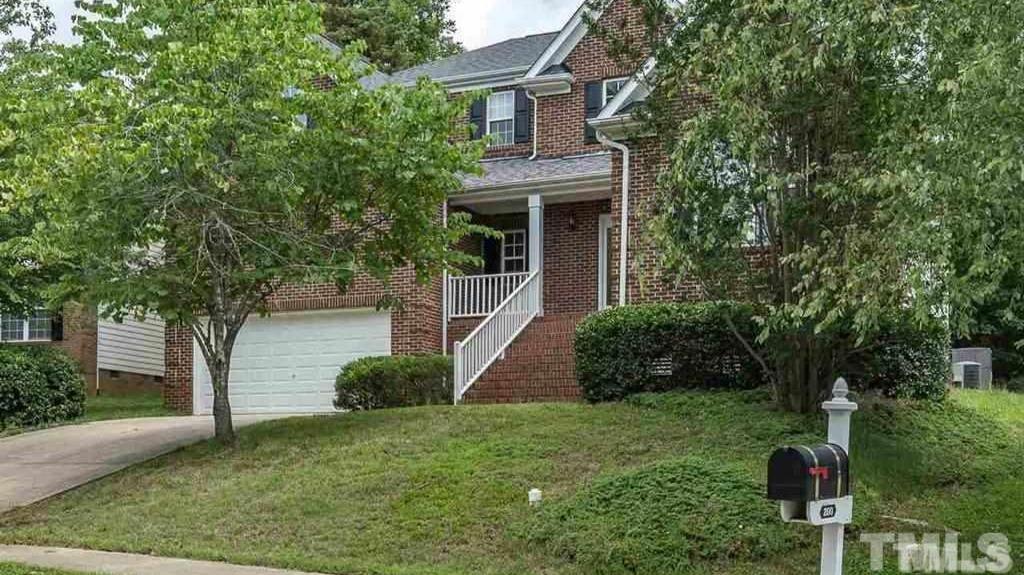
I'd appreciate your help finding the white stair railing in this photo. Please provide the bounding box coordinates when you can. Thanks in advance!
[448,272,531,318]
[453,270,540,403]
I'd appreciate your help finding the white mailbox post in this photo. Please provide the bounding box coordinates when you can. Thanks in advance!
[768,377,858,575]
[820,378,858,575]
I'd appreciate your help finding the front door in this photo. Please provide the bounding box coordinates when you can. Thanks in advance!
[598,214,613,310]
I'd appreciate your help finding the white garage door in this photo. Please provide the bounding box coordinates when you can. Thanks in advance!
[193,309,391,415]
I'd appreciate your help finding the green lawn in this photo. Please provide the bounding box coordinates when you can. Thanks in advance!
[0,564,91,575]
[80,391,176,423]
[0,389,1020,575]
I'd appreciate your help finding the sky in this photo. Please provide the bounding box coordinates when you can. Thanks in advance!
[34,0,582,50]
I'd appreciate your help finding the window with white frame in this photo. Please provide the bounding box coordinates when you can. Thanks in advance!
[501,229,527,273]
[0,309,51,342]
[603,77,628,107]
[487,91,515,147]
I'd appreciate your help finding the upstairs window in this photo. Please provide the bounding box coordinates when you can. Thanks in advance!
[487,91,515,147]
[0,309,52,342]
[603,77,628,106]
[501,229,527,273]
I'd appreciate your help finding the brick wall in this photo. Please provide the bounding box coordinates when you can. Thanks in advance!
[98,369,163,396]
[535,0,649,159]
[608,135,712,306]
[543,200,611,315]
[163,323,193,412]
[11,303,99,392]
[162,265,443,413]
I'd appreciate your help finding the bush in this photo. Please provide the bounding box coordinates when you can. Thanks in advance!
[335,354,452,411]
[0,346,87,430]
[846,317,951,401]
[520,456,795,574]
[575,302,767,402]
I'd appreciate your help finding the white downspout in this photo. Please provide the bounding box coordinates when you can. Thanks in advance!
[442,201,449,356]
[526,90,539,160]
[597,131,630,306]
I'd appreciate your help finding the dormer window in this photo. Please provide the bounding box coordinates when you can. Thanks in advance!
[603,77,628,106]
[486,91,515,147]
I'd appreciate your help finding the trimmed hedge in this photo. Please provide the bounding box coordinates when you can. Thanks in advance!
[848,318,951,401]
[335,354,452,411]
[575,302,767,402]
[0,346,86,430]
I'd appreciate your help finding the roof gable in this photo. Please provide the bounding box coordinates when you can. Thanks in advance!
[391,32,559,88]
[524,1,609,79]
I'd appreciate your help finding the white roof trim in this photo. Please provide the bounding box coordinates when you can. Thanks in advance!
[596,56,657,120]
[524,1,607,79]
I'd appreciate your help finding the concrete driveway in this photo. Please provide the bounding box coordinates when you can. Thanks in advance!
[0,415,288,514]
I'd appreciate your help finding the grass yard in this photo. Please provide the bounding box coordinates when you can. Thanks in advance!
[81,391,176,423]
[1,391,175,438]
[0,565,91,575]
[0,389,1020,575]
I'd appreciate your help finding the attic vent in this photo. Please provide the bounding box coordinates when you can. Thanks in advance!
[651,357,673,377]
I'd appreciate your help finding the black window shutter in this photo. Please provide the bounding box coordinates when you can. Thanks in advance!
[514,89,533,145]
[50,312,64,342]
[469,98,487,140]
[584,82,604,144]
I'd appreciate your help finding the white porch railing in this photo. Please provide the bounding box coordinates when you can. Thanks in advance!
[453,270,540,403]
[447,272,531,319]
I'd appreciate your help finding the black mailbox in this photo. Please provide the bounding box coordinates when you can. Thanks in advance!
[768,443,850,502]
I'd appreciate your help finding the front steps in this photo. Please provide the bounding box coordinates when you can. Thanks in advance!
[453,313,585,404]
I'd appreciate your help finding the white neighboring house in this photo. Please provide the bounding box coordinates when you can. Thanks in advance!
[0,305,165,394]
[97,312,166,393]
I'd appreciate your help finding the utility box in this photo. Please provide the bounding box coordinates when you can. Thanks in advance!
[768,444,852,526]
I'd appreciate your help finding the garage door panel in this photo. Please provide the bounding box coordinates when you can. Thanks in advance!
[194,310,391,415]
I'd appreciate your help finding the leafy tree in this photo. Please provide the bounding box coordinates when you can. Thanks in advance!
[0,1,61,314]
[31,0,483,442]
[634,0,1010,412]
[321,0,461,72]
[0,0,53,49]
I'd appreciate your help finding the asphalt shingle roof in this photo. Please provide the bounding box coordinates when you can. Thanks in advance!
[461,153,612,190]
[392,32,559,84]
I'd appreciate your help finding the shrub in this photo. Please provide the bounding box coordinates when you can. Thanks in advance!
[0,346,87,430]
[520,456,795,574]
[335,354,452,411]
[575,302,767,402]
[846,317,951,401]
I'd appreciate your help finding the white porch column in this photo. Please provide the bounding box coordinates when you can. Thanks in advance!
[528,194,544,315]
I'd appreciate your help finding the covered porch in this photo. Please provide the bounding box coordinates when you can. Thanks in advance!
[445,154,615,402]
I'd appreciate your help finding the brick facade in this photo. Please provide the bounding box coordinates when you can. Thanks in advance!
[6,303,99,392]
[609,136,705,305]
[164,0,708,410]
[162,265,443,413]
[536,0,649,158]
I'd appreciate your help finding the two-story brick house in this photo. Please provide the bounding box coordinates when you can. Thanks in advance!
[163,0,700,414]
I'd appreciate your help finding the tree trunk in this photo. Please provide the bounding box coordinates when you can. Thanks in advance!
[211,357,236,445]
[193,312,241,446]
[775,332,832,413]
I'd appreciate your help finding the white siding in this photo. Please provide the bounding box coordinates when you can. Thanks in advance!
[97,315,166,377]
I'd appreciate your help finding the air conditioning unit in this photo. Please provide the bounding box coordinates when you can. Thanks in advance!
[952,348,993,390]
